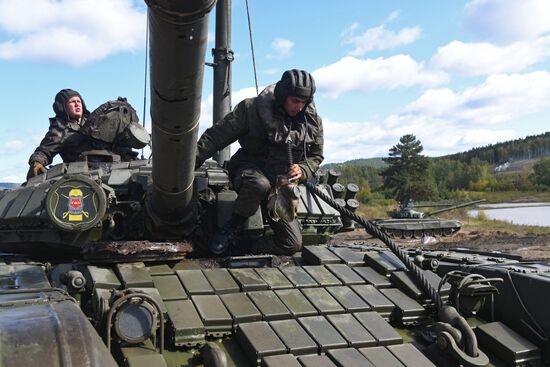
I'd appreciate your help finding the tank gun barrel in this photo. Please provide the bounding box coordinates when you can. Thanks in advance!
[145,0,216,234]
[413,203,453,209]
[425,199,486,217]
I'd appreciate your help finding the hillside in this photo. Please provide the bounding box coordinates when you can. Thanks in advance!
[323,157,387,169]
[493,158,540,174]
[326,132,550,171]
[443,131,550,164]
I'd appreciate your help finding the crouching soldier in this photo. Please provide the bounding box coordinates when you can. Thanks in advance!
[195,69,324,255]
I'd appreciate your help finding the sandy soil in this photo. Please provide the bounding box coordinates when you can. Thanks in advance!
[332,228,550,260]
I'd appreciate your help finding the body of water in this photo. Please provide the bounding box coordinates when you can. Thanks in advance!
[468,202,550,227]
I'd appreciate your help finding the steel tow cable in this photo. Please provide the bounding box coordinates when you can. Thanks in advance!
[304,181,489,366]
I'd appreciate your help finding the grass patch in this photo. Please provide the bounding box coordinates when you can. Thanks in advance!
[476,211,487,221]
[357,203,395,219]
[461,217,550,235]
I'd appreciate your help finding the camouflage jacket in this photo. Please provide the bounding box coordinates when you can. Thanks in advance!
[29,117,138,166]
[196,85,324,182]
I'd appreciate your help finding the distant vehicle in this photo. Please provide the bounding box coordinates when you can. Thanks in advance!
[494,161,510,172]
[373,199,485,238]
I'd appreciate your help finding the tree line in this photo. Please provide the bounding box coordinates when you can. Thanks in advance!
[444,132,550,164]
[334,133,550,204]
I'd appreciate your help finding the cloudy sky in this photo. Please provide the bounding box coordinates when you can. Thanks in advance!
[1,0,549,182]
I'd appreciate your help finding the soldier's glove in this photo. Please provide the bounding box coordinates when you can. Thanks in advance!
[26,162,47,180]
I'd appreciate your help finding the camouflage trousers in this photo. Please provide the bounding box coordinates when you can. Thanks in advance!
[231,166,302,255]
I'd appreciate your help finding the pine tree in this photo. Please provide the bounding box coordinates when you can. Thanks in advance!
[381,134,438,202]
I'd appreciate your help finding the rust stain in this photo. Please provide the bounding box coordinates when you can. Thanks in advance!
[82,240,193,258]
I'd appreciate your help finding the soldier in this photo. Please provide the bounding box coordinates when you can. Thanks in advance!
[27,89,90,179]
[196,69,324,255]
[27,90,150,180]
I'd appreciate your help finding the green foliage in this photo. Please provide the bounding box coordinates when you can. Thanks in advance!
[324,158,387,170]
[442,189,477,201]
[381,134,438,202]
[339,165,382,189]
[432,158,494,191]
[476,211,487,221]
[341,158,388,169]
[333,132,550,202]
[444,131,550,164]
[530,158,550,188]
[336,164,382,203]
[490,170,535,191]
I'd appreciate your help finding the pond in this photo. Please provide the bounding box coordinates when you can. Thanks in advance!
[468,202,550,227]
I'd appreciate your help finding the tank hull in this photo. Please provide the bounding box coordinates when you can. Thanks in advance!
[2,246,549,366]
[373,218,462,238]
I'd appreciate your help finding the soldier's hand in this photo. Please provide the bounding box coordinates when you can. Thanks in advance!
[288,164,302,182]
[26,162,46,180]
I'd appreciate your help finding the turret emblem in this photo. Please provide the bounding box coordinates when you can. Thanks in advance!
[46,175,107,231]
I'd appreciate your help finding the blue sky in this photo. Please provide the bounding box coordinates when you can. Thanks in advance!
[1,0,550,182]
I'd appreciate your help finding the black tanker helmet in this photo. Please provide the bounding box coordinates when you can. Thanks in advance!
[274,69,316,106]
[52,88,90,121]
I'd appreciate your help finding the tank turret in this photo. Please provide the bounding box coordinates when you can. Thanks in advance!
[0,0,345,257]
[0,1,216,256]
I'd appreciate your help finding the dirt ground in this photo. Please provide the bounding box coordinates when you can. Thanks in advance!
[332,228,550,260]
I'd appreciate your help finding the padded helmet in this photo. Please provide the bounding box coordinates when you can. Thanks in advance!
[274,69,316,106]
[52,88,90,120]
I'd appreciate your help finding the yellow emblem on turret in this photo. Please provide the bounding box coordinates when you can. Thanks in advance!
[62,188,90,221]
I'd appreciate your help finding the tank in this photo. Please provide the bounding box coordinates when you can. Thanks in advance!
[373,200,486,239]
[1,2,550,367]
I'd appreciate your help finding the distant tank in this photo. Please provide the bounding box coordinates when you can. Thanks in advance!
[374,199,485,238]
[1,2,550,367]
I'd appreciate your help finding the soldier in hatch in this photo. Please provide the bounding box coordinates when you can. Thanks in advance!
[27,89,150,180]
[27,89,90,179]
[195,69,324,255]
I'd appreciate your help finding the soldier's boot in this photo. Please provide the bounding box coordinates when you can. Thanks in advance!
[208,215,247,255]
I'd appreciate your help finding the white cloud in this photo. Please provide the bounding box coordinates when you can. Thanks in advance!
[0,175,22,183]
[4,140,25,150]
[263,68,279,76]
[0,0,145,66]
[322,118,396,162]
[431,36,550,76]
[403,71,550,125]
[312,55,448,98]
[342,22,421,56]
[267,38,294,59]
[461,128,519,146]
[462,0,550,42]
[379,113,521,157]
[320,114,518,162]
[320,71,550,161]
[386,11,400,23]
